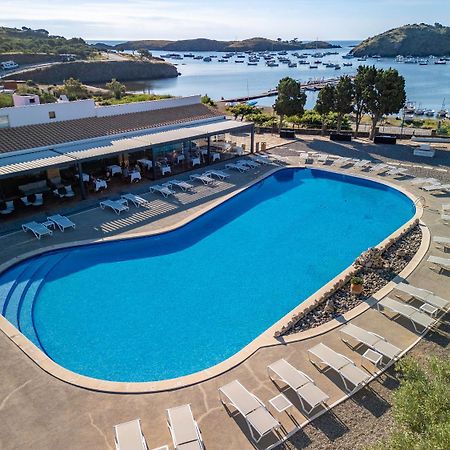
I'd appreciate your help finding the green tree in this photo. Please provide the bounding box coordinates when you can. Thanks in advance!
[226,103,259,120]
[315,84,335,134]
[137,48,152,59]
[369,356,450,450]
[273,77,306,129]
[106,78,126,100]
[201,94,216,107]
[353,65,371,137]
[334,75,354,132]
[62,77,88,100]
[363,66,406,140]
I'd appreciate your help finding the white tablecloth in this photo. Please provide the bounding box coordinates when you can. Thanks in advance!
[177,154,185,163]
[211,152,220,162]
[107,165,121,176]
[191,157,201,167]
[75,173,90,182]
[138,159,153,169]
[94,179,107,192]
[130,172,142,182]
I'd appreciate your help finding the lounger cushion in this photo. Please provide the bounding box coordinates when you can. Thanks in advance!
[297,383,329,408]
[245,408,279,437]
[339,365,370,386]
[269,359,309,390]
[373,340,401,360]
[168,405,198,445]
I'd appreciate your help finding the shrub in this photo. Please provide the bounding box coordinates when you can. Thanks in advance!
[368,356,450,450]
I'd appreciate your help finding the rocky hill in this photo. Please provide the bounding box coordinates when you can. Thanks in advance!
[113,37,339,52]
[352,23,450,57]
[9,60,178,84]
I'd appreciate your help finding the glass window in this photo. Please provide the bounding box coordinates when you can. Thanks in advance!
[49,111,56,119]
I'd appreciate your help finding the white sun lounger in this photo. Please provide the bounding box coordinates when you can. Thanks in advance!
[340,323,401,362]
[442,213,450,224]
[377,297,435,332]
[189,174,215,185]
[433,236,450,251]
[164,180,194,191]
[352,159,371,169]
[317,154,331,164]
[369,163,389,172]
[225,163,249,172]
[166,404,204,450]
[386,167,409,177]
[409,177,439,186]
[120,193,150,207]
[253,155,276,165]
[427,255,450,273]
[237,159,260,168]
[219,380,280,443]
[267,359,329,414]
[114,419,148,450]
[421,183,450,193]
[442,203,450,212]
[394,282,449,312]
[335,157,353,166]
[203,170,230,180]
[22,221,53,240]
[100,200,129,215]
[149,185,176,197]
[47,214,76,232]
[307,343,370,392]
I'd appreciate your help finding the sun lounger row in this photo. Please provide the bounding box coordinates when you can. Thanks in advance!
[22,214,76,239]
[115,404,204,450]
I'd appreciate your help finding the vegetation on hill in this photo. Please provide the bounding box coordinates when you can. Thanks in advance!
[113,37,339,52]
[0,26,94,57]
[352,23,450,57]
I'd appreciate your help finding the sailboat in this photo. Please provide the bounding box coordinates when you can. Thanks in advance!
[437,99,448,118]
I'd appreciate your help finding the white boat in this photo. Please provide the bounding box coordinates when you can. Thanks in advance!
[1,60,19,70]
[343,62,353,67]
[435,59,447,65]
[424,109,435,117]
[419,59,428,65]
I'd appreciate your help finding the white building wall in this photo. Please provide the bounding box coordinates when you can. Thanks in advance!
[0,99,96,127]
[0,95,202,128]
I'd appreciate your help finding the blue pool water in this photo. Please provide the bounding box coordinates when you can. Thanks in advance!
[0,169,414,382]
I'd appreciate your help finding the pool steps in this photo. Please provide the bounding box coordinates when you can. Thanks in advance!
[0,253,66,349]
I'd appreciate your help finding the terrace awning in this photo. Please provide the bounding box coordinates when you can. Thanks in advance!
[0,120,253,179]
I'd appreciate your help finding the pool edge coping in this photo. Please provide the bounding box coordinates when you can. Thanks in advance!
[0,166,427,393]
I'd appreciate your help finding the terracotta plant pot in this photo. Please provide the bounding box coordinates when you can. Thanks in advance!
[351,283,364,295]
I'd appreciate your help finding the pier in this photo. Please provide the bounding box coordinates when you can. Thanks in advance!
[222,77,346,103]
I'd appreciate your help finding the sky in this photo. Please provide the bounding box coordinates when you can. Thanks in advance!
[2,0,449,42]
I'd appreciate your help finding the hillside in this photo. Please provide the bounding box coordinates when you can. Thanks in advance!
[352,23,450,57]
[0,26,94,57]
[9,60,178,84]
[113,37,339,52]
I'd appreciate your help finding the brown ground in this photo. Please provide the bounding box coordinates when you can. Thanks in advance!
[277,314,449,450]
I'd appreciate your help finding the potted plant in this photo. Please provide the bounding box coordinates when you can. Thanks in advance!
[350,276,364,295]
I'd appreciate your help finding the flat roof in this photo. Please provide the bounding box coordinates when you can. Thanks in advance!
[0,120,252,179]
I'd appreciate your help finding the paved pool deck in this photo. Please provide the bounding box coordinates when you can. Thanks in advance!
[0,137,449,450]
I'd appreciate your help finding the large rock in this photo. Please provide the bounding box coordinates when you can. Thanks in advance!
[9,60,178,84]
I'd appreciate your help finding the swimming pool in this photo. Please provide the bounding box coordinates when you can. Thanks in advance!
[0,168,415,382]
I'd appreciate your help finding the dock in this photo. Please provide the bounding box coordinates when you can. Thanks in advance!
[222,77,346,103]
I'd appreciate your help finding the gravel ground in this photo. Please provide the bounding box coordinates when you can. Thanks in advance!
[275,315,449,450]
